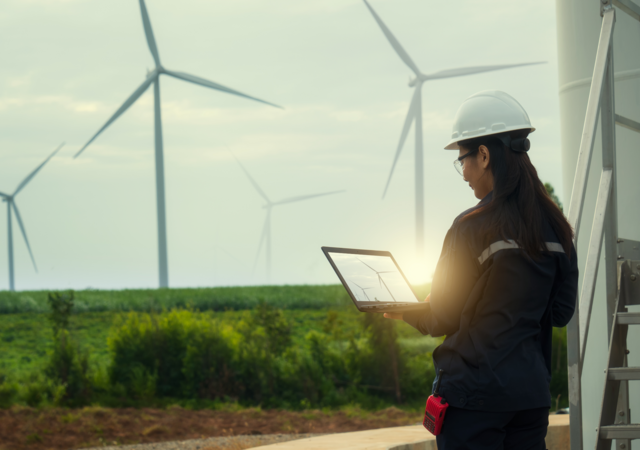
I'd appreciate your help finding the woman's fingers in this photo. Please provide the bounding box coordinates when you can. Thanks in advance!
[383,312,403,320]
[425,294,431,302]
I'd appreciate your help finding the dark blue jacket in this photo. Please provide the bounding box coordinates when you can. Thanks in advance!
[403,193,578,412]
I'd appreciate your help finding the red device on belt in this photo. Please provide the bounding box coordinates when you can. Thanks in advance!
[423,369,448,436]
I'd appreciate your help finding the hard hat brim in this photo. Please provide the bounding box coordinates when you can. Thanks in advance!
[444,126,535,150]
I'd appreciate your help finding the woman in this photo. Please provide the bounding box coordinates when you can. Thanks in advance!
[385,90,578,449]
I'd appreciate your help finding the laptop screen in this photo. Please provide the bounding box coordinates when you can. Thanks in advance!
[327,252,419,303]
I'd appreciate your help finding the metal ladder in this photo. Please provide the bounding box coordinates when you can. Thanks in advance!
[565,1,640,449]
[596,260,640,449]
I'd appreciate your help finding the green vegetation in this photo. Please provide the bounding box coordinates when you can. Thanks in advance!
[0,285,361,315]
[544,182,563,212]
[0,284,569,410]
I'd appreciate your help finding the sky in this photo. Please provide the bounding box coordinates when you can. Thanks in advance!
[0,0,562,291]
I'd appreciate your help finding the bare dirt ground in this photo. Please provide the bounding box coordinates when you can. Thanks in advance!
[0,406,422,450]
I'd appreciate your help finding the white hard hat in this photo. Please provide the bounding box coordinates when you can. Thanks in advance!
[444,90,535,150]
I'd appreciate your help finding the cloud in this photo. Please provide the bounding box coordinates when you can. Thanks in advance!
[0,95,103,113]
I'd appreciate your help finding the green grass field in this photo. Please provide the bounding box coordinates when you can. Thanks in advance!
[0,283,436,382]
[0,285,354,314]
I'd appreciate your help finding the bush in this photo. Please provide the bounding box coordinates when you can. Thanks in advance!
[21,376,66,407]
[401,353,436,400]
[44,330,92,406]
[105,307,435,408]
[47,291,74,336]
[550,327,568,409]
[278,330,347,408]
[107,310,191,399]
[345,313,404,402]
[182,319,236,400]
[0,381,18,409]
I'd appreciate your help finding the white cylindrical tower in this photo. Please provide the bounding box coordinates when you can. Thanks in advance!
[556,1,640,448]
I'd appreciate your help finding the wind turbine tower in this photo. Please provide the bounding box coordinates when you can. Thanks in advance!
[363,0,544,256]
[0,143,64,291]
[75,0,281,288]
[233,156,344,281]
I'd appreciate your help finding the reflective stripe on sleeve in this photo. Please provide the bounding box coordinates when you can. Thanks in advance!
[477,240,565,264]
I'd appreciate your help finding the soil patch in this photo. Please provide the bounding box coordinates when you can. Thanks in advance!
[82,433,323,450]
[0,406,422,450]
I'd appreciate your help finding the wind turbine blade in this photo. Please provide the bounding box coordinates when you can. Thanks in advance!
[357,257,377,274]
[74,77,155,158]
[138,0,161,66]
[0,191,9,198]
[252,215,269,275]
[425,62,546,80]
[11,202,37,273]
[382,88,419,199]
[231,154,271,204]
[272,190,345,206]
[13,142,65,197]
[362,0,421,76]
[164,69,283,109]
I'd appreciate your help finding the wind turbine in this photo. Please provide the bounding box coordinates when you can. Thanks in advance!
[74,0,281,288]
[362,0,544,256]
[233,156,344,281]
[0,143,64,291]
[358,257,395,301]
[352,281,374,302]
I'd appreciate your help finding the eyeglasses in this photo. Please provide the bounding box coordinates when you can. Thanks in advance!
[453,148,478,176]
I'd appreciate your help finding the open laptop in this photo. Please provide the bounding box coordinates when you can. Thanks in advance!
[321,246,430,313]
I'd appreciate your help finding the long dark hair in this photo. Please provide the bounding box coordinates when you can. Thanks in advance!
[459,132,574,257]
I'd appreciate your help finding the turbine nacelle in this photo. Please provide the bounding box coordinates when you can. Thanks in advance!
[408,75,425,87]
[146,67,163,79]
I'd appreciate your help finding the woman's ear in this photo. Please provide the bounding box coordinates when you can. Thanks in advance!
[478,145,490,169]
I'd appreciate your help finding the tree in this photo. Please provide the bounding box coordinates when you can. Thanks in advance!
[544,182,563,212]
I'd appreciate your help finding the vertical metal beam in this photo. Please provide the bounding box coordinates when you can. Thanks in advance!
[7,201,14,292]
[566,8,615,241]
[565,10,616,450]
[600,40,619,337]
[578,168,612,367]
[414,82,424,257]
[567,313,583,450]
[599,44,629,445]
[154,77,169,288]
[597,11,631,450]
[567,7,615,450]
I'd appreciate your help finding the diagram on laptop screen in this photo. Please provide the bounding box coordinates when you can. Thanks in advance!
[328,252,418,303]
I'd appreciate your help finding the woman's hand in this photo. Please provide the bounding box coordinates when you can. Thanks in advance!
[384,313,403,320]
[383,295,429,321]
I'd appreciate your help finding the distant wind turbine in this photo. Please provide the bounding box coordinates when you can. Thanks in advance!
[233,156,344,281]
[358,257,394,301]
[74,0,281,288]
[362,0,544,255]
[0,143,64,291]
[352,281,374,302]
